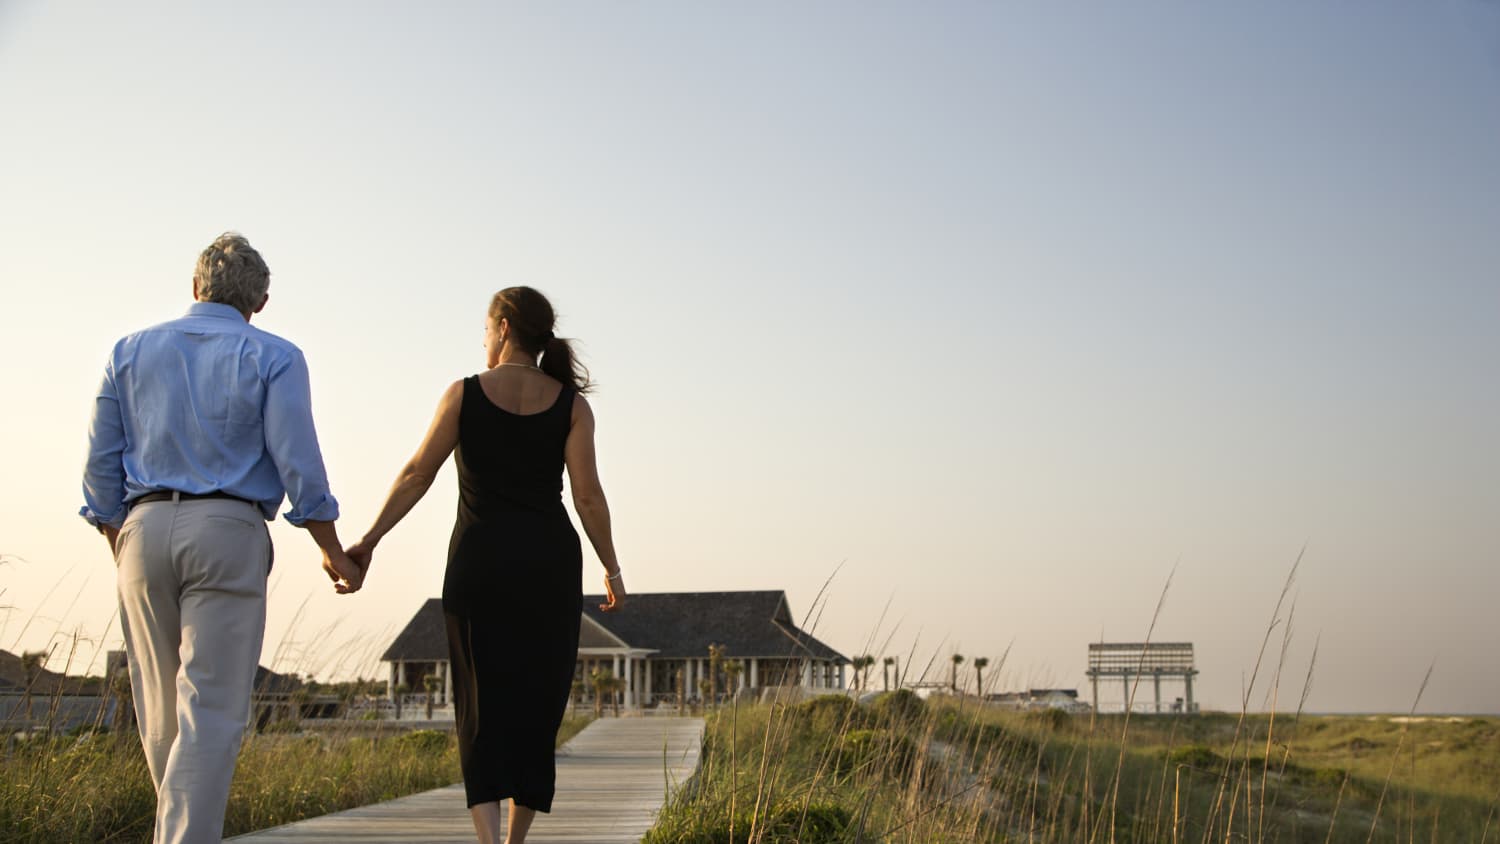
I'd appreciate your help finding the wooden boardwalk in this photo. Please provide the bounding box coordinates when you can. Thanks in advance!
[229,717,704,843]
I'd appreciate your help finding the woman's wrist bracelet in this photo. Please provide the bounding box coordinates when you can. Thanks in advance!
[606,570,623,581]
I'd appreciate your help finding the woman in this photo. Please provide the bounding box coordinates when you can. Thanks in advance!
[346,287,624,844]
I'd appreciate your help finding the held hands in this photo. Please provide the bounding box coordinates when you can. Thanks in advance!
[345,537,376,583]
[601,570,626,612]
[322,548,364,594]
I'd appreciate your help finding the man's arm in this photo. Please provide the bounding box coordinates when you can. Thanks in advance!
[264,348,339,525]
[80,356,127,551]
[263,348,360,591]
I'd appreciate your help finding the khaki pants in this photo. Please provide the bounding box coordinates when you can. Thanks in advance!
[115,494,271,844]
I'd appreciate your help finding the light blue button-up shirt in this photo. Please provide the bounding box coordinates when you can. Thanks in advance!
[80,302,340,529]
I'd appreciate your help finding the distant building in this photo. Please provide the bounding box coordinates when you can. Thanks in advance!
[0,649,329,732]
[0,648,116,732]
[1086,642,1200,714]
[985,688,1089,712]
[382,590,849,715]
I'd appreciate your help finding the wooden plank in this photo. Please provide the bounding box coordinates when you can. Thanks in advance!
[228,717,703,843]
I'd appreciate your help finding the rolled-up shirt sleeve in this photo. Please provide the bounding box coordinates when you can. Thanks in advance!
[80,359,128,529]
[263,349,340,526]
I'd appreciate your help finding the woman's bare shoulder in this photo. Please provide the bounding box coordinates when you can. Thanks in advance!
[571,392,594,423]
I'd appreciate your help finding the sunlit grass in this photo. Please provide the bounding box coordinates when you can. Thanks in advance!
[0,710,591,843]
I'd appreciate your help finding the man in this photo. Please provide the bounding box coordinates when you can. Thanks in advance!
[80,232,362,843]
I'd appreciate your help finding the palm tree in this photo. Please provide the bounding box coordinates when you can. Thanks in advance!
[973,657,990,698]
[950,653,965,694]
[20,650,46,723]
[589,667,613,719]
[676,666,686,715]
[882,656,895,691]
[596,675,624,717]
[422,674,441,719]
[707,643,726,706]
[570,679,586,714]
[722,660,744,702]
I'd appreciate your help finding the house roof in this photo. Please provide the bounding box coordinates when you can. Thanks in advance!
[0,649,103,695]
[253,665,304,696]
[381,598,448,662]
[383,591,847,664]
[580,590,847,661]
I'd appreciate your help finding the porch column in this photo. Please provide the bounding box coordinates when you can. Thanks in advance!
[750,658,758,688]
[644,660,653,705]
[802,659,812,688]
[839,664,846,690]
[1153,671,1162,713]
[388,661,397,701]
[443,660,452,705]
[626,656,635,708]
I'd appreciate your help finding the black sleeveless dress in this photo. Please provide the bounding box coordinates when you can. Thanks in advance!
[442,375,582,812]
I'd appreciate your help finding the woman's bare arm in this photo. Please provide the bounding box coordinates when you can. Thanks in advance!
[345,380,463,573]
[565,395,624,610]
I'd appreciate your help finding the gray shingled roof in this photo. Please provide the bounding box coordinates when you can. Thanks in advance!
[581,591,848,661]
[381,598,447,662]
[382,591,847,663]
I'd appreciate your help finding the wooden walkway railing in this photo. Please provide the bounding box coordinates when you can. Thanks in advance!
[228,717,704,843]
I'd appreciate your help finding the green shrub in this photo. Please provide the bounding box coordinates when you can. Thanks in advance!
[1312,766,1348,789]
[794,694,865,732]
[962,720,1043,769]
[644,801,850,843]
[1024,707,1072,732]
[1280,761,1348,791]
[395,729,451,754]
[1166,744,1222,770]
[867,688,925,726]
[836,728,919,782]
[1337,735,1379,752]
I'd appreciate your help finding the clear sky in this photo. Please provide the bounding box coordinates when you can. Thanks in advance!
[1,3,1496,714]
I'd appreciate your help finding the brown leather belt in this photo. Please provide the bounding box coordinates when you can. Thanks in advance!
[129,490,254,510]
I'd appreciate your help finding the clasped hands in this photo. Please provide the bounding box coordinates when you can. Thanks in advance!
[321,537,376,595]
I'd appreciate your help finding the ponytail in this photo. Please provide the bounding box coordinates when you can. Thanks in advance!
[539,335,593,394]
[491,286,593,393]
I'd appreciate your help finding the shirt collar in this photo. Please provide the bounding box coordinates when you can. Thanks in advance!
[187,302,249,321]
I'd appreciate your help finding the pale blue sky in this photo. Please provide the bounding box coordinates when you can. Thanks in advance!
[1,3,1496,713]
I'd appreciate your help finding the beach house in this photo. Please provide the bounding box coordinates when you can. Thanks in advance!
[381,590,848,714]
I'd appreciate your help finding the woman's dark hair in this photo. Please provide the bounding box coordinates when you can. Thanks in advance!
[488,286,593,393]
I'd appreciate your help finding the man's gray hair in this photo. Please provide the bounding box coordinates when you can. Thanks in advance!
[194,232,270,314]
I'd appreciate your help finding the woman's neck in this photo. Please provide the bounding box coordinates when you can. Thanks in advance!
[494,352,538,369]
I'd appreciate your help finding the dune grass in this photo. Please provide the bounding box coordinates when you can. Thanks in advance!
[644,693,1497,843]
[0,714,592,843]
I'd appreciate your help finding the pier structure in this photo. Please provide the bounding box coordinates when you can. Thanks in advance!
[1086,642,1199,714]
